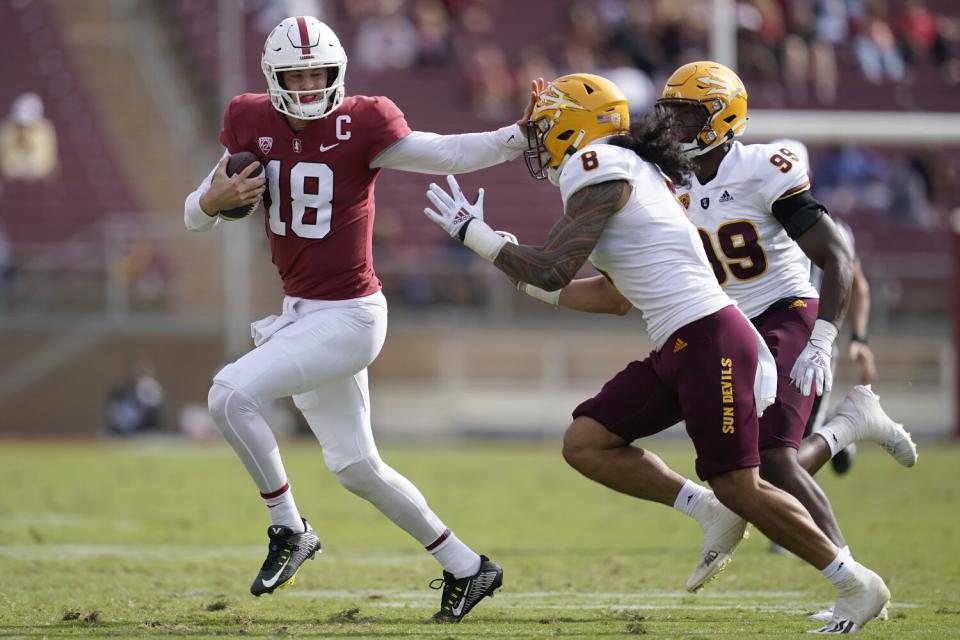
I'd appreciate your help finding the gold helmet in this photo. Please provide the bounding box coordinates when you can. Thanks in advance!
[656,61,747,156]
[524,73,629,184]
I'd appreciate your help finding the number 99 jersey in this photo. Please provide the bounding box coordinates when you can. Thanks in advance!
[220,93,412,300]
[678,140,819,319]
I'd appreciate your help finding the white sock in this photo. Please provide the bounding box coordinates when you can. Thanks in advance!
[840,545,853,561]
[673,479,711,522]
[818,413,858,457]
[428,530,481,579]
[821,550,856,587]
[261,482,304,531]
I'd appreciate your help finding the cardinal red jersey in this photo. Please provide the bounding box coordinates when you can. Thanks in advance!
[220,93,411,300]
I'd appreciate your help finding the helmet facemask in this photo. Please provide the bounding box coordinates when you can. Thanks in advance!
[266,62,346,120]
[524,118,556,181]
[656,98,731,156]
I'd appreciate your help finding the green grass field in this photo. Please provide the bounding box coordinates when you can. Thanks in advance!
[1,440,958,638]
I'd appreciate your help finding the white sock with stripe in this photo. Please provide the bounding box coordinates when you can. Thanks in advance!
[427,529,481,579]
[261,482,304,531]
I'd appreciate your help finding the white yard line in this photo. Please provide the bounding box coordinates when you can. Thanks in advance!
[0,544,925,612]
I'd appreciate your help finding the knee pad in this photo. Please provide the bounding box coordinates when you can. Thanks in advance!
[334,456,385,499]
[207,381,260,426]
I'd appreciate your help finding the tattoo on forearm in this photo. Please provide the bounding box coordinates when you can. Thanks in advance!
[494,180,630,290]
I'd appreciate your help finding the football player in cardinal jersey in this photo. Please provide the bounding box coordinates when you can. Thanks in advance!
[183,16,539,622]
[422,73,889,633]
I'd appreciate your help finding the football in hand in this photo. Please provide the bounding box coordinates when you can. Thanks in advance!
[219,151,264,220]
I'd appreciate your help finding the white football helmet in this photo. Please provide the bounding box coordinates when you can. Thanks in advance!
[261,16,347,120]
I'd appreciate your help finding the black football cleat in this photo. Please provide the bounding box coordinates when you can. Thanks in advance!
[831,444,857,476]
[250,519,321,596]
[430,555,503,623]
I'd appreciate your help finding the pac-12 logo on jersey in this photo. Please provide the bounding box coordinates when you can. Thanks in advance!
[700,197,710,210]
[258,137,273,154]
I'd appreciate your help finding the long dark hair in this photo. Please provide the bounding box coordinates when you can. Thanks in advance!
[608,111,693,188]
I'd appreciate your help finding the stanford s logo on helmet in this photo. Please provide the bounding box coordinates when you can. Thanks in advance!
[656,61,748,157]
[261,16,348,120]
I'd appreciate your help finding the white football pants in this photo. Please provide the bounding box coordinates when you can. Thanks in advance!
[207,291,446,545]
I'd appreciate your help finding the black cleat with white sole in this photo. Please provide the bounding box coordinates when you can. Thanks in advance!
[430,555,503,623]
[250,519,321,596]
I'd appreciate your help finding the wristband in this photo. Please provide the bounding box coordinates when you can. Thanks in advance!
[809,319,839,350]
[462,218,509,262]
[520,282,560,306]
[850,333,869,345]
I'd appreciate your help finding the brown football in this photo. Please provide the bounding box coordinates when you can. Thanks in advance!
[219,151,264,220]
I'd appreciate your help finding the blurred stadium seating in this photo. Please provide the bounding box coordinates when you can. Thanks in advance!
[0,0,956,441]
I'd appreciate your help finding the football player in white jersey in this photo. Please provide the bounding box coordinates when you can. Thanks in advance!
[421,73,890,633]
[654,62,915,628]
[774,139,877,477]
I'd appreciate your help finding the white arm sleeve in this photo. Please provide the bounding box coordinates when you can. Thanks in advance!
[369,123,526,174]
[183,151,228,232]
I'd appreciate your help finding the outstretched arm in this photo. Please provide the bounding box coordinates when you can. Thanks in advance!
[370,79,545,174]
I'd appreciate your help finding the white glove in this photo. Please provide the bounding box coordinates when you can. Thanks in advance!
[424,175,509,262]
[789,319,838,396]
[424,175,485,240]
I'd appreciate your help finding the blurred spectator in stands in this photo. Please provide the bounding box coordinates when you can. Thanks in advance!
[888,153,940,227]
[251,0,325,35]
[104,360,165,436]
[454,0,494,35]
[657,0,709,69]
[114,238,168,307]
[561,39,598,77]
[515,46,557,101]
[0,92,58,182]
[354,0,418,70]
[737,0,787,103]
[465,42,515,121]
[601,0,664,77]
[852,0,905,84]
[806,0,847,104]
[566,1,605,53]
[814,145,891,215]
[782,1,840,105]
[599,52,657,115]
[896,0,960,88]
[413,0,454,66]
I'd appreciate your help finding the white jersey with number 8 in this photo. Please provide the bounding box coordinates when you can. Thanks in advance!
[558,142,732,349]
